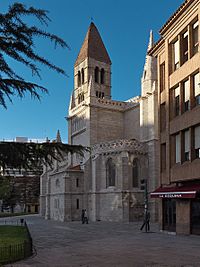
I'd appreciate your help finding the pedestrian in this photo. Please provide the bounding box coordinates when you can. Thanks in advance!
[84,209,88,224]
[140,211,150,232]
[81,209,85,224]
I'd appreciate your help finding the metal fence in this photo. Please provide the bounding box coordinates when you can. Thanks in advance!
[0,219,33,264]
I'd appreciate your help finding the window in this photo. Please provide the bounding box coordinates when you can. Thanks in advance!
[55,179,60,188]
[174,86,180,116]
[81,68,84,84]
[132,159,139,187]
[106,158,115,187]
[192,21,199,55]
[78,71,81,87]
[193,73,200,106]
[175,133,181,163]
[161,143,166,172]
[54,199,59,209]
[96,91,105,99]
[172,39,180,71]
[181,31,188,64]
[160,102,166,132]
[78,92,84,104]
[184,130,190,162]
[76,199,79,209]
[194,126,200,159]
[95,67,99,83]
[100,68,105,84]
[76,178,79,188]
[160,63,165,92]
[183,80,190,112]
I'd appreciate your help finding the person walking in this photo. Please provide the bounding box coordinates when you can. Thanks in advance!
[81,209,85,224]
[84,209,88,224]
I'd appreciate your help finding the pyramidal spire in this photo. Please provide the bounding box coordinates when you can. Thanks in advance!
[147,30,154,52]
[56,130,62,143]
[141,30,157,96]
[75,22,111,66]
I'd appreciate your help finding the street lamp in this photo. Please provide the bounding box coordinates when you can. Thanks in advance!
[141,178,149,232]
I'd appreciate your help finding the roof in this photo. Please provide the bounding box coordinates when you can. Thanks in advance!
[148,0,196,55]
[67,165,82,171]
[74,22,111,66]
[160,0,196,35]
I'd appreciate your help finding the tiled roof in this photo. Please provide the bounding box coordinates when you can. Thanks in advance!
[68,165,82,171]
[148,38,164,56]
[148,0,196,55]
[160,0,196,34]
[74,22,111,66]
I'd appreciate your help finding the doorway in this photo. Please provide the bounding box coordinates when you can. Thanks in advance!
[191,199,200,235]
[163,199,176,232]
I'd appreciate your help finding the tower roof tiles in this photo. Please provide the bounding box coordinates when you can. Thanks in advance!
[74,22,111,66]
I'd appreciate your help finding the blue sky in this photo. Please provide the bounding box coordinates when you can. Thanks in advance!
[0,0,183,143]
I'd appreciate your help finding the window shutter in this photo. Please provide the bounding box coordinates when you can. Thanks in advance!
[174,40,180,65]
[175,86,180,97]
[194,73,200,96]
[195,126,200,149]
[184,80,190,102]
[193,21,199,29]
[176,134,181,163]
[183,31,188,38]
[184,130,190,152]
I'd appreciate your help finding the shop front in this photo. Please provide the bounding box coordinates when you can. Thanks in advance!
[151,183,200,235]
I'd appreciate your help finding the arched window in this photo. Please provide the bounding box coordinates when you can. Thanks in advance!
[132,159,139,187]
[78,71,81,87]
[81,68,84,84]
[78,94,81,104]
[95,67,99,83]
[55,178,60,188]
[106,158,116,187]
[100,68,105,84]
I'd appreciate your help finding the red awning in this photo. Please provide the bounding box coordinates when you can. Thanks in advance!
[150,184,200,199]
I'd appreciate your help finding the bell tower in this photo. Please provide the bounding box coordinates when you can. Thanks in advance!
[72,22,112,108]
[68,22,112,150]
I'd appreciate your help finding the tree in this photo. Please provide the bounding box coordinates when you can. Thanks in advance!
[0,141,87,213]
[0,3,88,212]
[0,176,18,212]
[0,141,86,172]
[0,2,69,108]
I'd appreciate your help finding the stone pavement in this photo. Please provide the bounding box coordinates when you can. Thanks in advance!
[1,215,200,267]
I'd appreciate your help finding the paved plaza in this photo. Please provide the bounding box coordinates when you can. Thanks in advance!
[2,215,200,267]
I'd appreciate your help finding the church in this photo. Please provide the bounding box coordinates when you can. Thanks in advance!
[40,22,158,222]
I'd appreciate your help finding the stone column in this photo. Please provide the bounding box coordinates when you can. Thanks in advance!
[63,173,71,222]
[90,155,97,221]
[45,177,50,220]
[121,152,129,222]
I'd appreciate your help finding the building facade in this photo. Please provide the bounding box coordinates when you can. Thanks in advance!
[150,0,200,235]
[40,23,158,222]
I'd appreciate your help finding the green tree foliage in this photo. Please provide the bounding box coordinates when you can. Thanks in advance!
[0,176,17,212]
[0,141,86,172]
[0,3,89,211]
[0,141,87,212]
[0,2,69,108]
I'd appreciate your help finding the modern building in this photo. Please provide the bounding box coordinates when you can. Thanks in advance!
[40,23,158,222]
[150,0,200,235]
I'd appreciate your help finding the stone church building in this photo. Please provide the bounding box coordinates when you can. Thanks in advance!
[40,22,158,222]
